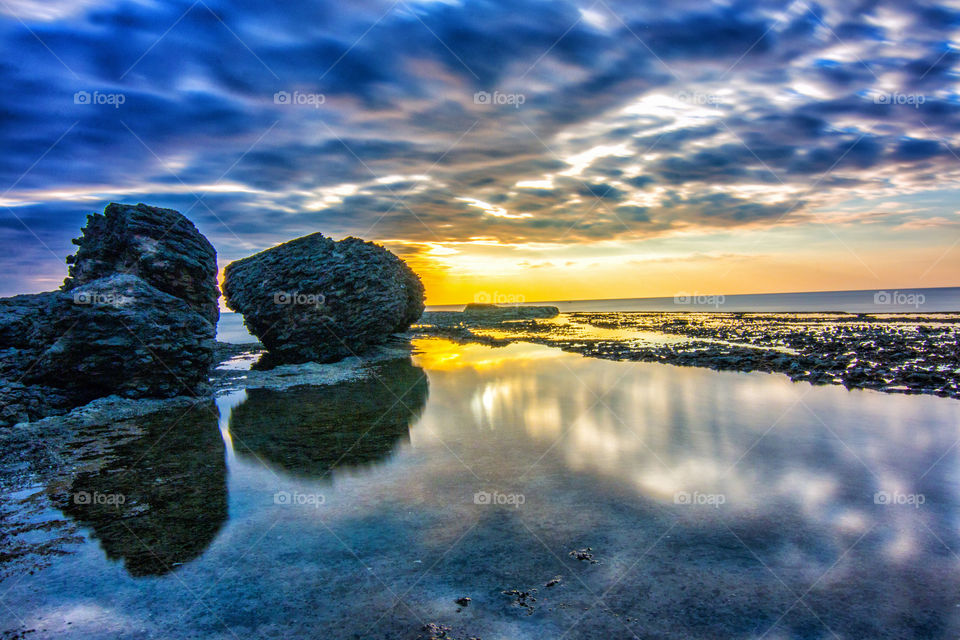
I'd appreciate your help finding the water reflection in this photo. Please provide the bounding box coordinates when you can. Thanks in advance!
[227,357,429,478]
[58,402,227,577]
[406,338,960,638]
[8,339,960,639]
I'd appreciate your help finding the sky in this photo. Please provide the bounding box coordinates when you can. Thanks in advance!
[1,0,959,305]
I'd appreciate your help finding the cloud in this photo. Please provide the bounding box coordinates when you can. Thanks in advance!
[1,0,959,292]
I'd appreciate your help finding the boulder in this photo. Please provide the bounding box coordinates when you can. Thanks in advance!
[0,202,219,427]
[0,274,215,425]
[62,202,220,324]
[222,233,425,364]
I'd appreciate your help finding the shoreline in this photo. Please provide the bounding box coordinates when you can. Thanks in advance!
[413,311,960,400]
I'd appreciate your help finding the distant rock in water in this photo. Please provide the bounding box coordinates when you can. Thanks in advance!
[462,303,559,320]
[63,202,220,324]
[222,233,425,365]
[0,203,218,426]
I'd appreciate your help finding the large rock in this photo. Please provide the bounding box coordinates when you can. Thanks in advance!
[62,202,220,324]
[0,202,219,427]
[0,274,215,425]
[222,233,425,364]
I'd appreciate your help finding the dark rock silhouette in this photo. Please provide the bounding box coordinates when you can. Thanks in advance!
[461,303,559,320]
[63,202,220,324]
[58,402,227,577]
[222,233,424,365]
[228,357,428,478]
[0,203,218,426]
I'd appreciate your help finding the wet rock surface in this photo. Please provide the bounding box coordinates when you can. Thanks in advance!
[414,311,960,399]
[62,202,220,324]
[0,274,214,426]
[222,233,425,365]
[0,203,219,426]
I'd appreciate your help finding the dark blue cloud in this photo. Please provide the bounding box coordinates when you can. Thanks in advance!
[0,0,959,292]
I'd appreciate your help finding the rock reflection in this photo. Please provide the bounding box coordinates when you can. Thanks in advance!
[227,357,429,478]
[59,402,227,577]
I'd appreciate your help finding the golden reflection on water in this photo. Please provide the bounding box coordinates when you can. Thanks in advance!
[411,337,566,370]
[410,336,960,563]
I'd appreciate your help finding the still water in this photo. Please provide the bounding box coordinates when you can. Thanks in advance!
[4,338,960,639]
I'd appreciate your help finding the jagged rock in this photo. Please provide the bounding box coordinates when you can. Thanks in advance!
[62,202,220,324]
[0,202,219,426]
[222,233,425,364]
[0,275,215,426]
[0,275,215,424]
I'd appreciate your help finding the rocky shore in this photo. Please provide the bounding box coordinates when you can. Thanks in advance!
[413,309,960,399]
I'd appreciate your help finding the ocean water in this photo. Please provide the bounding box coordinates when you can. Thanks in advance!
[215,312,258,344]
[4,338,960,639]
[428,286,960,313]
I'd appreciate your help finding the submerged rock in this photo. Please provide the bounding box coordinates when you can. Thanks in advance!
[222,233,425,364]
[0,274,215,425]
[63,202,220,324]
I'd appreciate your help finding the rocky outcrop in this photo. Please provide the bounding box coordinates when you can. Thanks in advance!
[0,275,215,425]
[63,202,220,324]
[222,233,425,365]
[0,203,219,426]
[462,303,559,320]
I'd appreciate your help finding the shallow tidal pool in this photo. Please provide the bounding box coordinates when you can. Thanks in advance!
[4,338,960,639]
